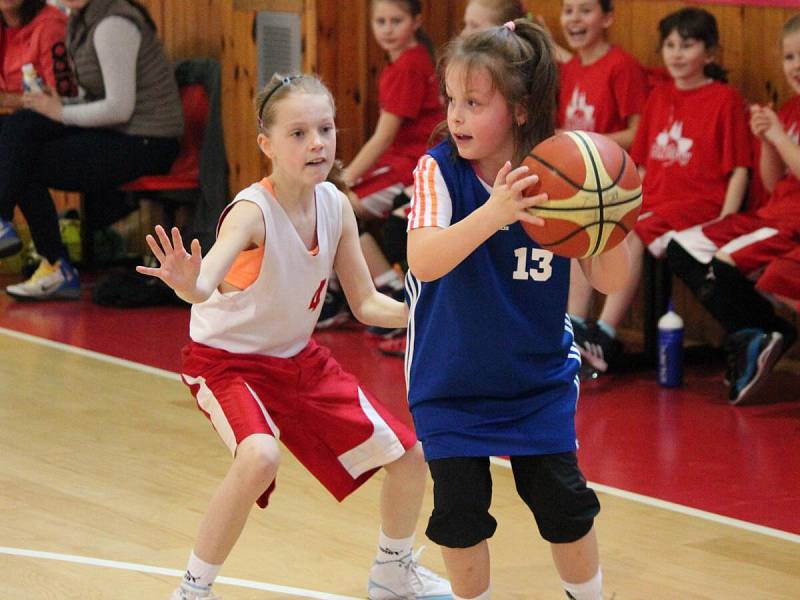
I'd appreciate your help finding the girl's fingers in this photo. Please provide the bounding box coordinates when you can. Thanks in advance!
[518,211,545,227]
[505,165,531,186]
[521,192,549,208]
[510,173,540,193]
[154,225,173,253]
[135,265,160,277]
[171,227,185,254]
[144,234,167,263]
[493,161,513,186]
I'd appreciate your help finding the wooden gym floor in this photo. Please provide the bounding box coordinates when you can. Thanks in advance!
[0,280,798,598]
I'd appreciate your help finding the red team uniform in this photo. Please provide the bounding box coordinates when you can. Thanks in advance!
[672,95,800,276]
[181,180,416,508]
[352,44,443,217]
[630,80,752,255]
[557,45,648,135]
[0,4,74,96]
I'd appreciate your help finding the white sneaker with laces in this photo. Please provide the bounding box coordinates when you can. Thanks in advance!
[5,258,80,300]
[169,587,221,600]
[368,547,452,600]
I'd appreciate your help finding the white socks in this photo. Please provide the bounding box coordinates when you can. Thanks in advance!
[562,568,603,600]
[453,586,491,600]
[376,529,414,561]
[179,551,222,595]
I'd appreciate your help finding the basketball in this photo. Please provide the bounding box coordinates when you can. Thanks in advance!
[520,131,642,259]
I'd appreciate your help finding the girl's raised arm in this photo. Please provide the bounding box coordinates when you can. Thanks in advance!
[137,201,263,304]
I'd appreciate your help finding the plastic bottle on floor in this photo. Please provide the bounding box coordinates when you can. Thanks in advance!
[658,301,684,387]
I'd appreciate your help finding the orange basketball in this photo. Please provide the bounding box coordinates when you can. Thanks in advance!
[520,131,642,258]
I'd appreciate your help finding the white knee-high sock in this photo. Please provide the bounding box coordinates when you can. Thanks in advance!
[562,568,602,600]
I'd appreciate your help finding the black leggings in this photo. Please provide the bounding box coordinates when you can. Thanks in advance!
[0,110,179,263]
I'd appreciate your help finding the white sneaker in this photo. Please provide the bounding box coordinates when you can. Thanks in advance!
[170,588,221,600]
[5,258,80,300]
[368,547,452,600]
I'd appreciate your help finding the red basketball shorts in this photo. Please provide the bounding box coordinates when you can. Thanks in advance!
[635,200,721,257]
[352,158,415,218]
[757,248,800,308]
[669,213,798,276]
[181,339,417,508]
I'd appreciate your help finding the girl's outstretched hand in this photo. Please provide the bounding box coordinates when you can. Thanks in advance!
[136,225,202,295]
[486,162,548,229]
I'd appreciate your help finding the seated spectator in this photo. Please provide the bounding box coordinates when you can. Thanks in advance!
[666,13,800,405]
[318,0,443,336]
[0,0,182,300]
[0,0,75,111]
[569,8,751,375]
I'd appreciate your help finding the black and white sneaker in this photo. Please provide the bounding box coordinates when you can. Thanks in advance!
[571,318,622,373]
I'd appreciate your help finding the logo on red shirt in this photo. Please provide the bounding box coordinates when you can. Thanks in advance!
[650,121,694,166]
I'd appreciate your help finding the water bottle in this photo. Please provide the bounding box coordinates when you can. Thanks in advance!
[657,301,684,387]
[22,63,43,94]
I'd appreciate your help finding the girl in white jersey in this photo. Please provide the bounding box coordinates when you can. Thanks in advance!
[137,73,451,600]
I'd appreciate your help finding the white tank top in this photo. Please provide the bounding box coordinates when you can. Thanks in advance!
[190,180,344,358]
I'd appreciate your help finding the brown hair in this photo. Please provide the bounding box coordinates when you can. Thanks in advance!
[782,13,800,40]
[254,73,335,133]
[467,0,526,25]
[372,0,435,60]
[436,19,558,165]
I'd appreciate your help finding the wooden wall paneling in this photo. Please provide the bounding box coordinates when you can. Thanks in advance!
[222,4,263,192]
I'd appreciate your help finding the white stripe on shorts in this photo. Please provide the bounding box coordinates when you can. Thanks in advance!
[720,227,778,256]
[336,388,406,479]
[182,373,238,454]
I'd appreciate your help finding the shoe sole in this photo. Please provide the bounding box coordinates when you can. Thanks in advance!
[730,333,783,406]
[6,288,80,301]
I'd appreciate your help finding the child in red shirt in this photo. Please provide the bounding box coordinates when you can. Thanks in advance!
[666,14,800,405]
[0,0,74,110]
[321,0,443,338]
[572,7,752,374]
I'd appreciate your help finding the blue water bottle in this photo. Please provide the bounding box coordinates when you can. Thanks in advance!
[657,301,684,387]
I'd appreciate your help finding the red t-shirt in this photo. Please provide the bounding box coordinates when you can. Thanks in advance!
[557,45,648,134]
[630,80,752,213]
[378,43,443,166]
[0,4,74,95]
[756,95,800,224]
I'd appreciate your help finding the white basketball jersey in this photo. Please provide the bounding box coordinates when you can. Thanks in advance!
[190,181,344,358]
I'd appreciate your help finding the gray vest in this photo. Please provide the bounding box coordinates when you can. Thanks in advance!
[67,0,183,138]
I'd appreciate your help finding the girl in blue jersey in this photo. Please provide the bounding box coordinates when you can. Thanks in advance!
[405,19,631,599]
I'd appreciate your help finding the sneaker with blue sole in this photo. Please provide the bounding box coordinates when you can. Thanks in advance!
[6,258,80,301]
[368,548,452,600]
[727,328,785,405]
[0,217,22,258]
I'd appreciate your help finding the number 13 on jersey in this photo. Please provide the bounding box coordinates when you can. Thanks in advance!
[513,247,553,281]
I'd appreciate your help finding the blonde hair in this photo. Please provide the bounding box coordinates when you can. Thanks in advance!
[467,0,526,25]
[254,73,335,132]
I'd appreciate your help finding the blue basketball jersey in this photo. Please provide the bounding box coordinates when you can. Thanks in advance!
[406,140,581,460]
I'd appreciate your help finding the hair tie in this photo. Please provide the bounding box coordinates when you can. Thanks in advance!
[504,21,516,32]
[258,75,301,128]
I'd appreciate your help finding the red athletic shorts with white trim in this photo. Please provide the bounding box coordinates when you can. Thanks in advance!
[180,339,417,508]
[757,248,800,308]
[352,156,415,218]
[635,201,720,257]
[671,213,798,276]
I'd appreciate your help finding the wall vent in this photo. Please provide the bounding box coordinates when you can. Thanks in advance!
[256,11,302,89]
